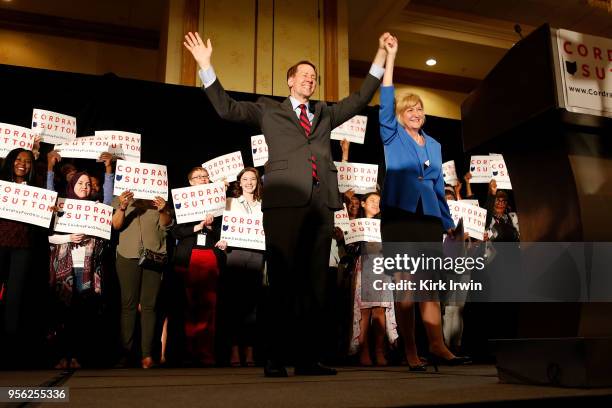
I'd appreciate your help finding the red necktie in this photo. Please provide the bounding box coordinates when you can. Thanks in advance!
[299,104,318,182]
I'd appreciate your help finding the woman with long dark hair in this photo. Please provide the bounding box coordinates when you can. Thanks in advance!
[349,192,398,366]
[220,167,265,367]
[0,148,45,366]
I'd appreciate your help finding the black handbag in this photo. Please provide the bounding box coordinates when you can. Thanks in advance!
[138,248,168,271]
[137,215,168,271]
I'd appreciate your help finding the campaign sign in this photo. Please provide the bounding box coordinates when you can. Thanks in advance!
[94,131,141,162]
[251,135,268,167]
[345,218,381,244]
[556,29,612,117]
[334,161,378,194]
[461,199,480,207]
[55,135,109,160]
[469,155,490,184]
[0,123,36,158]
[202,151,244,182]
[54,198,113,240]
[220,211,265,250]
[0,181,57,227]
[331,115,368,144]
[334,204,350,233]
[31,109,77,145]
[489,154,512,190]
[113,160,168,200]
[171,182,227,224]
[442,160,459,186]
[447,200,487,241]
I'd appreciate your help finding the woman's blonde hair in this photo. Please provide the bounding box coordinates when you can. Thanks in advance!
[395,93,425,128]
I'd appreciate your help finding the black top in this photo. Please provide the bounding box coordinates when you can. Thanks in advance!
[171,217,225,267]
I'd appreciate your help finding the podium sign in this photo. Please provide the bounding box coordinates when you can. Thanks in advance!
[554,28,612,118]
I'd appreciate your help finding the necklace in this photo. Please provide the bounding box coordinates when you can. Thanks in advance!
[406,128,425,146]
[241,196,259,213]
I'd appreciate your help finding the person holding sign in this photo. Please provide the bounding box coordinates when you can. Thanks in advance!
[90,175,102,202]
[485,186,519,243]
[46,150,77,196]
[184,31,389,377]
[46,151,115,205]
[348,192,397,366]
[217,167,264,367]
[379,37,470,370]
[171,167,227,367]
[0,148,47,366]
[112,183,173,369]
[47,171,114,369]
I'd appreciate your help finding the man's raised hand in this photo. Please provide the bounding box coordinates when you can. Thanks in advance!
[183,32,213,71]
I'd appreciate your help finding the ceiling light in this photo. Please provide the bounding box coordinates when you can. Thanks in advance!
[426,58,437,66]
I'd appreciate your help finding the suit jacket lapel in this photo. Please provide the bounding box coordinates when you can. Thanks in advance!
[423,135,435,177]
[283,97,309,139]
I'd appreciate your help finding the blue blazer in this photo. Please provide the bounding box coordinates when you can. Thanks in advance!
[379,86,454,231]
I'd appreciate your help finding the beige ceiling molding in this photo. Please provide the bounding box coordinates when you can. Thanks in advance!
[394,5,536,49]
[348,0,411,33]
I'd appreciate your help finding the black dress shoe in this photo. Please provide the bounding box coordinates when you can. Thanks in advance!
[408,363,427,372]
[264,360,288,377]
[113,355,132,369]
[428,354,472,372]
[430,355,472,366]
[294,362,337,376]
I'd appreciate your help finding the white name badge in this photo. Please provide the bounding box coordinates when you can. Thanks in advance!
[197,233,207,246]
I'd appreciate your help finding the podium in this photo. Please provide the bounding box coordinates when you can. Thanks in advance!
[461,24,612,386]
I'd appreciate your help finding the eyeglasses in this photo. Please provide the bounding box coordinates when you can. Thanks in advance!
[191,175,209,180]
[496,198,507,203]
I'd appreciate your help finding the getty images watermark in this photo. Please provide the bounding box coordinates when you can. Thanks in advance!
[359,242,612,302]
[371,252,485,292]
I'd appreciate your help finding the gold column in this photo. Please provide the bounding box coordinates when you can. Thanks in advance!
[180,0,200,86]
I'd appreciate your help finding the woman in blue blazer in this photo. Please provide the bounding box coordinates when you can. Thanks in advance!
[379,36,469,370]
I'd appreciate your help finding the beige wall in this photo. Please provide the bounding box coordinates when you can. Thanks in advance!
[200,0,257,91]
[0,29,159,81]
[0,0,358,101]
[184,0,325,98]
[255,0,274,94]
[161,0,349,99]
[350,76,467,120]
[272,0,322,99]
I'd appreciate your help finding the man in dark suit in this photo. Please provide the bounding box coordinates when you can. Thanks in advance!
[184,31,390,376]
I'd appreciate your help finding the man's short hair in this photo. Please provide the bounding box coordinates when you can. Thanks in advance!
[286,60,318,81]
[187,166,208,180]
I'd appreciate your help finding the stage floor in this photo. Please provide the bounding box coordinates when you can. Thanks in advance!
[2,365,612,407]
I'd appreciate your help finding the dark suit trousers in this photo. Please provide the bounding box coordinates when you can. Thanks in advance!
[262,183,333,366]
